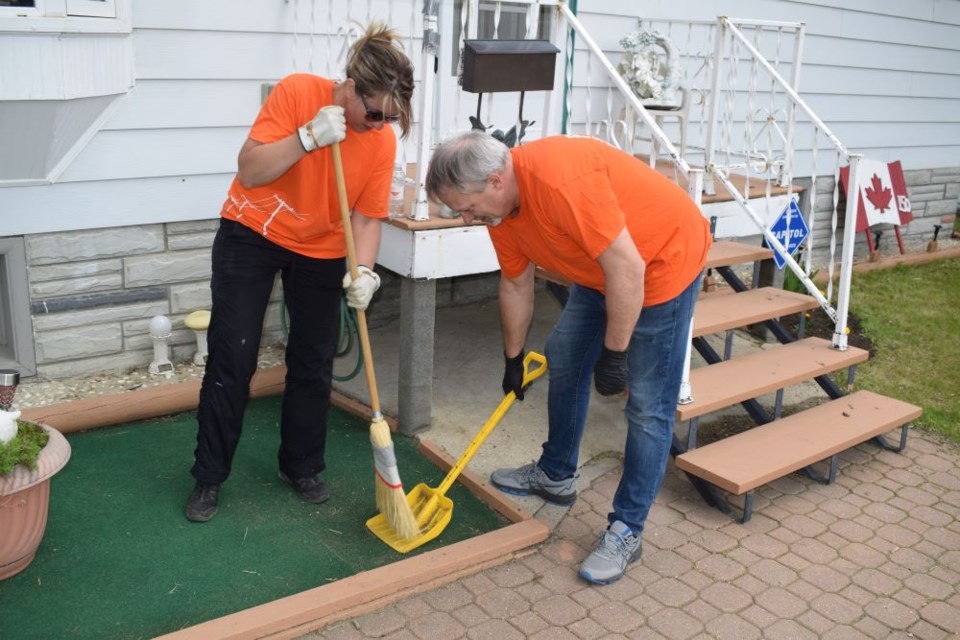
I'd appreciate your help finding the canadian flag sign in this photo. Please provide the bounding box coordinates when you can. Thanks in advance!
[839,160,913,232]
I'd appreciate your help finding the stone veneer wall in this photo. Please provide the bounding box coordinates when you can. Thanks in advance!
[802,166,960,265]
[26,220,240,379]
[16,165,959,380]
[22,220,504,380]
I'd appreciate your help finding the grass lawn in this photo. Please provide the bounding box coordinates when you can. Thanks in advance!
[846,258,960,443]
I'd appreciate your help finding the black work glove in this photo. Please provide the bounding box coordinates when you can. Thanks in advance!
[502,351,526,400]
[594,346,628,396]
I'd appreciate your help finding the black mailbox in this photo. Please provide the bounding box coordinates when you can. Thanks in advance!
[461,40,560,94]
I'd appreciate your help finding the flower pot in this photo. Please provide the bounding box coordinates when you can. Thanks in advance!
[0,424,71,580]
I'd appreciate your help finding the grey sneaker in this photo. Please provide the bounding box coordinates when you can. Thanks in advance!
[579,520,642,585]
[490,461,577,505]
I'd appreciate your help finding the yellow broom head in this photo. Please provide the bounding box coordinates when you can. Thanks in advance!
[370,418,420,540]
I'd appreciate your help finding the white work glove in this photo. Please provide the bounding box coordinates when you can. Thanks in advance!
[297,105,346,152]
[342,265,381,311]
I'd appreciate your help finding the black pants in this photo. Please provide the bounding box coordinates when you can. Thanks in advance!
[191,219,346,485]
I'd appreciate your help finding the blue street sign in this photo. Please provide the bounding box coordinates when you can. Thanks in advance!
[767,199,809,270]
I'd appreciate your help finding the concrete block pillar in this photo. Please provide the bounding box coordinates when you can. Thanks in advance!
[398,277,436,435]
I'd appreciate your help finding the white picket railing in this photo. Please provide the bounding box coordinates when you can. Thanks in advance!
[702,16,860,350]
[283,0,860,349]
[549,6,860,349]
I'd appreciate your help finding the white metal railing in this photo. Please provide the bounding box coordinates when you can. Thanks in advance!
[283,1,860,349]
[553,5,706,204]
[708,16,858,350]
[548,8,859,350]
[411,1,704,208]
[412,1,440,220]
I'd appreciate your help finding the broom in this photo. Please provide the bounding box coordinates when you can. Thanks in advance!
[331,142,419,540]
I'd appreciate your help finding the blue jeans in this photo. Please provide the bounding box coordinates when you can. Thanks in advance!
[539,274,701,534]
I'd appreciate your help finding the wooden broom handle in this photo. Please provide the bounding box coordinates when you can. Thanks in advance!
[331,142,382,416]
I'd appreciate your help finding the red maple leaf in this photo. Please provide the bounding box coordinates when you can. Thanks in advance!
[864,173,893,212]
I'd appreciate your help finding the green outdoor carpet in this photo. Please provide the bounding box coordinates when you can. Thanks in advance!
[0,396,508,640]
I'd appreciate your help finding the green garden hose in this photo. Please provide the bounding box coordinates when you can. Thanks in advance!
[279,294,364,382]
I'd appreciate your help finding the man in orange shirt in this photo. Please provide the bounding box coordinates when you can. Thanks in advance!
[185,22,414,523]
[426,131,711,584]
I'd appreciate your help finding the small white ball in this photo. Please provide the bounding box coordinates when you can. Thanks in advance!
[149,315,172,338]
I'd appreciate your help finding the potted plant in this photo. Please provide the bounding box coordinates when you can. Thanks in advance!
[0,370,71,581]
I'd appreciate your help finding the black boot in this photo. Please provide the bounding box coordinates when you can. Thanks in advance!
[278,471,329,504]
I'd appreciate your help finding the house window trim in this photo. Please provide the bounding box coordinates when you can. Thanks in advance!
[0,0,129,34]
[0,1,43,18]
[66,0,115,18]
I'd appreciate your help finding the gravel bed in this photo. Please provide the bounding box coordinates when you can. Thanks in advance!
[11,345,287,411]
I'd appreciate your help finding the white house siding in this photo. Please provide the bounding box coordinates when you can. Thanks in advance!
[0,0,958,378]
[572,0,960,254]
[567,0,960,165]
[1,1,428,237]
[2,0,956,230]
[0,0,430,377]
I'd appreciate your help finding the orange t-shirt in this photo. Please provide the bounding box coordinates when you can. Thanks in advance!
[219,73,395,259]
[488,136,712,305]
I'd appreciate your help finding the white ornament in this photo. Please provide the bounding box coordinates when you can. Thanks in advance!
[617,30,682,109]
[148,314,175,377]
[0,409,21,445]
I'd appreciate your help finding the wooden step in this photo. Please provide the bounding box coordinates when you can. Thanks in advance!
[536,240,774,288]
[675,390,922,495]
[692,287,819,337]
[678,337,868,421]
[705,240,773,269]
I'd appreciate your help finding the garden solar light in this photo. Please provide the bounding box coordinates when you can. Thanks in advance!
[184,310,211,366]
[0,369,18,412]
[148,315,174,377]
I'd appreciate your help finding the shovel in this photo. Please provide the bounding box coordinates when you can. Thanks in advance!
[366,351,547,553]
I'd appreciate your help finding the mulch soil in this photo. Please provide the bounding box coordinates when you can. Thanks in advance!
[696,307,876,445]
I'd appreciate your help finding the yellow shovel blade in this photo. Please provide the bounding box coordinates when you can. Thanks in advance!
[366,482,453,554]
[368,353,548,553]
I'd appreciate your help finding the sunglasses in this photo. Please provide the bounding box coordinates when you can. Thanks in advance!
[360,94,401,124]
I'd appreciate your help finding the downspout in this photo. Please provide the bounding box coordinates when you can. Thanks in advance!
[561,0,578,134]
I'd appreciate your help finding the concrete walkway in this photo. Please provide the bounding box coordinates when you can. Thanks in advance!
[300,291,960,640]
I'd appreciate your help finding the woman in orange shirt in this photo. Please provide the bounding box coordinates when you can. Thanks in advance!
[186,22,414,523]
[426,131,711,585]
